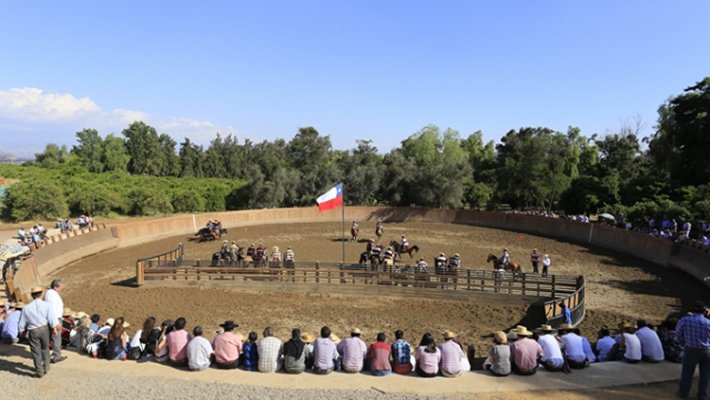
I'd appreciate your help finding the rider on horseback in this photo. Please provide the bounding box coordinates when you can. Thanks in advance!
[375,220,384,237]
[447,253,461,273]
[366,239,374,255]
[382,246,395,263]
[351,221,359,241]
[416,257,428,273]
[400,235,409,252]
[501,248,511,266]
[434,252,447,275]
[370,243,382,263]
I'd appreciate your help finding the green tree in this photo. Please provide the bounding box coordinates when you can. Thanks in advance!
[102,134,130,172]
[338,140,384,205]
[122,121,161,175]
[287,127,338,206]
[178,138,205,177]
[3,180,68,221]
[157,133,179,176]
[650,77,710,186]
[72,128,104,173]
[34,143,69,168]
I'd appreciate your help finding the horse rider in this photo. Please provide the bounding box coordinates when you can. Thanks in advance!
[434,252,447,286]
[369,243,383,268]
[284,246,295,266]
[400,235,409,252]
[501,248,511,266]
[351,221,359,240]
[382,246,395,270]
[220,240,230,258]
[366,239,374,255]
[375,220,384,236]
[447,253,462,289]
[416,257,428,273]
[530,248,540,274]
[256,243,267,266]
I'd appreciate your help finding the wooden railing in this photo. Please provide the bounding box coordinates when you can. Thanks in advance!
[135,243,184,286]
[543,275,585,327]
[138,260,579,298]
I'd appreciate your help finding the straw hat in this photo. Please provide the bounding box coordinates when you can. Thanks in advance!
[443,330,457,339]
[301,332,316,343]
[62,307,73,317]
[350,328,362,335]
[329,333,341,343]
[454,253,460,257]
[514,326,533,337]
[439,252,445,256]
[619,321,636,330]
[105,318,115,326]
[494,331,508,344]
[30,286,44,294]
[558,323,574,332]
[73,311,88,319]
[214,327,224,335]
[538,324,556,333]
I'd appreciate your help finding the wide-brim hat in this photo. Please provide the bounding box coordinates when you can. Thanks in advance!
[30,286,44,294]
[619,321,636,330]
[443,330,457,339]
[9,302,24,309]
[329,333,341,343]
[439,252,445,256]
[454,253,460,257]
[220,320,238,331]
[351,328,362,335]
[301,332,316,343]
[73,311,88,319]
[62,307,73,317]
[494,331,507,344]
[514,326,533,337]
[558,323,574,331]
[105,318,115,326]
[538,324,556,333]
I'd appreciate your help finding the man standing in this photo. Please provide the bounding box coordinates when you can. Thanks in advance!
[44,279,66,363]
[18,286,57,378]
[530,249,540,274]
[560,302,572,326]
[542,254,551,277]
[337,328,367,373]
[257,326,283,373]
[675,301,710,400]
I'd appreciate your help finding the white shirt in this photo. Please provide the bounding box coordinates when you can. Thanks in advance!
[622,333,642,361]
[44,288,64,324]
[560,333,586,362]
[187,336,213,371]
[635,327,664,361]
[542,256,551,267]
[538,334,564,362]
[596,336,615,361]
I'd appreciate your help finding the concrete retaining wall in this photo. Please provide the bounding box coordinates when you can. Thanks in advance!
[11,206,709,301]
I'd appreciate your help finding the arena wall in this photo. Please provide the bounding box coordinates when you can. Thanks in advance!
[12,206,709,301]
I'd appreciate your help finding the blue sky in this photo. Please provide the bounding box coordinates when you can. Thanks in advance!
[1,1,708,158]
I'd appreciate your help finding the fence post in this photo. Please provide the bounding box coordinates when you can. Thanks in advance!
[316,262,320,284]
[522,273,526,295]
[551,275,556,299]
[136,261,144,286]
[467,269,471,291]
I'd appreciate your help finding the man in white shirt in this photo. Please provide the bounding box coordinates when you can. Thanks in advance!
[559,324,589,369]
[537,325,564,371]
[616,322,642,363]
[44,279,66,363]
[635,320,665,362]
[187,326,213,371]
[257,326,283,372]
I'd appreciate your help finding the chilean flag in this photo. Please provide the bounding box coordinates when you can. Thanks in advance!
[316,183,343,212]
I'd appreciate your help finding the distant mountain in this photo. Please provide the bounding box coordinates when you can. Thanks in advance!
[0,150,19,162]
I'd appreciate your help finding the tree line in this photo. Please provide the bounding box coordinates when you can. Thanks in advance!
[1,77,708,227]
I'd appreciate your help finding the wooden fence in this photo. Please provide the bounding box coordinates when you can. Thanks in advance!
[135,243,184,286]
[543,275,585,327]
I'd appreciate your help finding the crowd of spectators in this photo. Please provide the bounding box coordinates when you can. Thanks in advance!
[15,224,48,250]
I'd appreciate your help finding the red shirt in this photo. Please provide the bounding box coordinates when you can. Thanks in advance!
[368,342,392,371]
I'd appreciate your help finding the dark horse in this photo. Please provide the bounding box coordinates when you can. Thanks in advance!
[486,254,522,274]
[389,240,420,259]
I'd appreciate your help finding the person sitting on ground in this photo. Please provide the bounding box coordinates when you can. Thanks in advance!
[575,328,597,363]
[154,319,174,363]
[187,326,213,371]
[241,331,258,371]
[313,326,338,375]
[105,317,130,361]
[213,320,242,369]
[337,327,368,373]
[537,324,564,372]
[128,317,154,360]
[301,332,316,370]
[89,314,101,332]
[414,332,441,378]
[390,329,413,375]
[615,321,642,363]
[136,316,161,360]
[439,330,465,377]
[634,319,665,363]
[283,328,309,374]
[1,302,21,344]
[161,317,191,367]
[509,326,543,375]
[595,328,616,362]
[558,324,589,369]
[257,326,283,373]
[657,318,682,363]
[368,332,392,376]
[73,315,95,354]
[483,331,511,376]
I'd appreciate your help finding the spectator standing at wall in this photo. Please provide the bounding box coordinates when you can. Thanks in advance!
[542,254,551,277]
[675,301,710,400]
[18,286,57,378]
[530,249,540,274]
[44,279,66,363]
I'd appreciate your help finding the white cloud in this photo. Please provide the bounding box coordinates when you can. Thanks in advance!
[0,87,100,122]
[158,117,236,143]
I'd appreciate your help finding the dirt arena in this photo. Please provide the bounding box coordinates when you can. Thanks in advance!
[54,221,710,356]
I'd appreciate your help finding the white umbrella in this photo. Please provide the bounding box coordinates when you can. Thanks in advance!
[598,213,615,221]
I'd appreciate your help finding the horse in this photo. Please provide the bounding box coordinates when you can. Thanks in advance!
[196,227,218,242]
[389,240,420,259]
[375,223,384,240]
[486,253,522,275]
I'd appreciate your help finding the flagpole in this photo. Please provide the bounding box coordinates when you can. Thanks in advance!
[341,183,345,265]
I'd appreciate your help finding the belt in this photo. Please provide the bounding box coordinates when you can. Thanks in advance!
[29,324,48,331]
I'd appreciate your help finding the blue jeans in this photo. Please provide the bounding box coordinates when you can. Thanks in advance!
[679,347,710,400]
[371,369,391,376]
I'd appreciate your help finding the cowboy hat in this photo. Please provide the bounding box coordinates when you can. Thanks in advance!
[619,321,636,330]
[439,252,445,256]
[538,324,556,333]
[329,333,341,343]
[558,323,574,331]
[105,318,115,326]
[514,326,533,337]
[350,328,362,335]
[62,307,73,317]
[30,286,44,294]
[442,330,457,339]
[73,311,88,319]
[220,320,238,331]
[494,331,508,344]
[301,332,316,343]
[454,253,460,257]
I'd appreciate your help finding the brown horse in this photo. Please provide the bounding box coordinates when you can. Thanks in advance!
[389,240,420,259]
[486,253,522,274]
[351,225,359,241]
